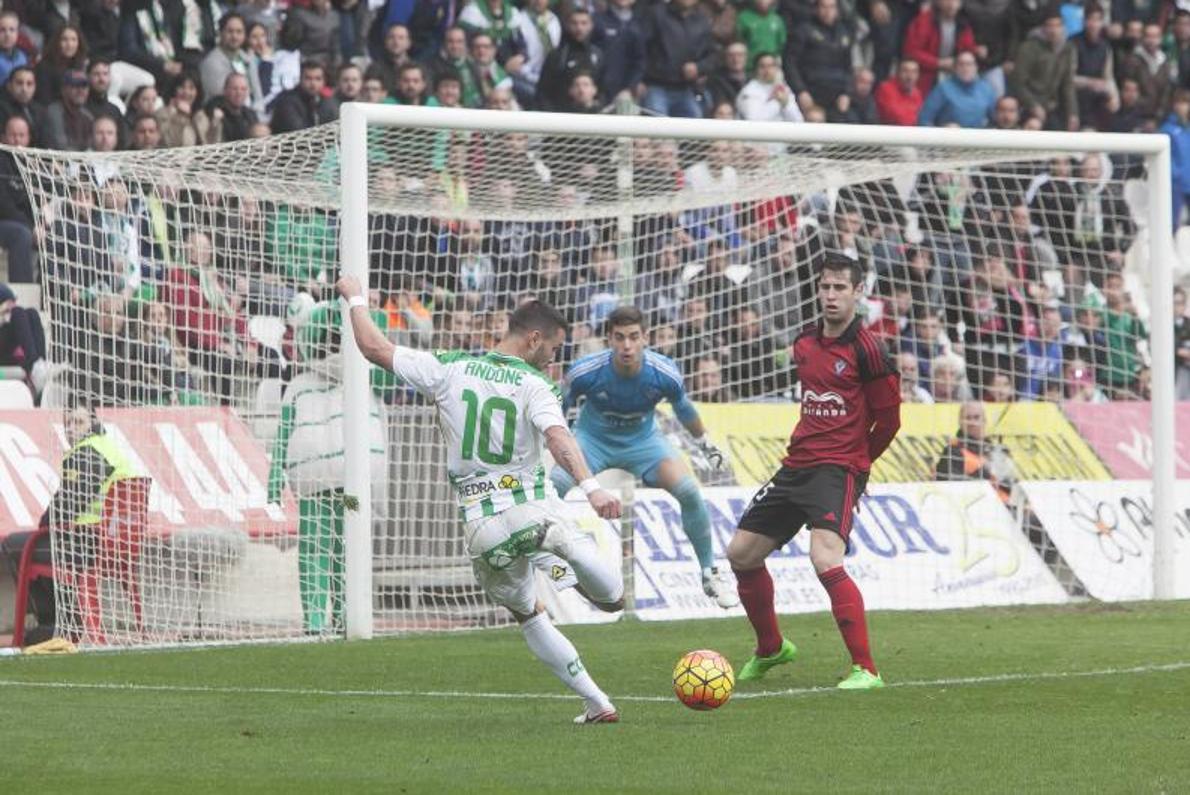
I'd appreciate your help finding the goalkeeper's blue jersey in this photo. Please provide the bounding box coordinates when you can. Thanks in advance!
[563,349,699,441]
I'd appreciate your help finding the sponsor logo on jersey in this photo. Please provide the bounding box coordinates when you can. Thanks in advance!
[498,475,522,490]
[460,474,522,497]
[802,390,848,417]
[550,564,568,581]
[834,359,847,375]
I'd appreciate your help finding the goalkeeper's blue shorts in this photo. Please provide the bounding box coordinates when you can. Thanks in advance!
[574,426,677,487]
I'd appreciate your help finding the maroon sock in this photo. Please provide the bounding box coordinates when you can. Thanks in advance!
[733,565,783,656]
[818,565,876,674]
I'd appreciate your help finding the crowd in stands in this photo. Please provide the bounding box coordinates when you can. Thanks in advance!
[0,0,1184,410]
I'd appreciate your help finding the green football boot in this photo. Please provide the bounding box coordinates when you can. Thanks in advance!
[836,665,885,690]
[737,638,798,682]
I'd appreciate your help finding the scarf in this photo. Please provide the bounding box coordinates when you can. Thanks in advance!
[136,1,176,61]
[531,12,555,55]
[474,0,516,44]
[1073,183,1104,243]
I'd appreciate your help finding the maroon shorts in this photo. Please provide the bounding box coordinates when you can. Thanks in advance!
[736,465,867,544]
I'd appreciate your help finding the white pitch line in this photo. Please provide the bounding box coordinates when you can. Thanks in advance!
[0,660,1188,704]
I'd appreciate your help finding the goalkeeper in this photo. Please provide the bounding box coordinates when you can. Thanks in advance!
[268,300,389,634]
[551,305,738,608]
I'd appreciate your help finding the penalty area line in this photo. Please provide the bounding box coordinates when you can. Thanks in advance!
[0,661,1187,704]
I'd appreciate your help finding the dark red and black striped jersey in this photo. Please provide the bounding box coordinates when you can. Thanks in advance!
[783,316,900,473]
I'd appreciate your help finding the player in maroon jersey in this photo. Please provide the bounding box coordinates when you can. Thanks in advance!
[727,254,901,689]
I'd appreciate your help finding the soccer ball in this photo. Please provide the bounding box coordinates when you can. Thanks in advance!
[672,649,735,710]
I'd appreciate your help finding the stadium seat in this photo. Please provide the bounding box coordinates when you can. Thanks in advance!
[0,379,33,408]
[11,477,152,647]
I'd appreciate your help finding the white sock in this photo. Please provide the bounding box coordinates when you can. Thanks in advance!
[566,535,623,605]
[521,612,612,714]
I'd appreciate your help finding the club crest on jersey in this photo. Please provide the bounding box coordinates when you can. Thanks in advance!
[802,389,848,417]
[550,564,568,581]
[834,359,847,375]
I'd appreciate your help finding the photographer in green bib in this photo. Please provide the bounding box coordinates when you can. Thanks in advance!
[2,406,136,643]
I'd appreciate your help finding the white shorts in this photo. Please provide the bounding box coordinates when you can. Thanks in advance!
[464,497,580,615]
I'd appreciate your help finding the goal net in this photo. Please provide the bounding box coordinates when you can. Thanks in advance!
[7,108,1179,647]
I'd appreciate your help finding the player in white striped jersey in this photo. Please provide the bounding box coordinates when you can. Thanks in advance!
[338,277,623,724]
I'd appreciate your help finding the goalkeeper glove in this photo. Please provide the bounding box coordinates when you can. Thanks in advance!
[693,435,725,470]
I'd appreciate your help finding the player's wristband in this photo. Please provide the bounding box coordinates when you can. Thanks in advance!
[579,478,602,496]
[346,295,367,309]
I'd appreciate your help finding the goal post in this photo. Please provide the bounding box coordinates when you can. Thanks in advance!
[339,103,1178,607]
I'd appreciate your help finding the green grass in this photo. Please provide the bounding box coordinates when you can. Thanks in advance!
[2,601,1189,793]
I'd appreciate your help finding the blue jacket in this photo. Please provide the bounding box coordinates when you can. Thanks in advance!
[1161,113,1190,195]
[0,48,27,86]
[918,76,996,129]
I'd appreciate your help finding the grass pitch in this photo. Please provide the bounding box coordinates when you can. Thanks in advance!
[2,601,1188,793]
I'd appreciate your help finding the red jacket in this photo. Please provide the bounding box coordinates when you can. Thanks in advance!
[902,9,977,94]
[167,267,249,353]
[874,78,924,126]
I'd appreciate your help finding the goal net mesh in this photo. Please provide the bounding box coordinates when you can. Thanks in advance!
[7,118,1160,646]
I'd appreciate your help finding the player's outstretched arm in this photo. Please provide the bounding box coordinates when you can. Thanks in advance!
[545,426,622,520]
[336,275,395,371]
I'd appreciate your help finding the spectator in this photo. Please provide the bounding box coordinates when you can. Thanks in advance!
[426,27,483,108]
[875,58,924,126]
[1173,11,1190,92]
[247,21,293,119]
[737,0,786,71]
[118,0,187,88]
[708,41,749,108]
[458,0,528,57]
[903,0,977,95]
[593,0,645,106]
[676,295,722,368]
[200,12,260,104]
[167,230,254,404]
[1094,270,1146,396]
[639,0,715,118]
[933,400,1016,498]
[85,60,126,139]
[892,244,944,317]
[0,116,34,283]
[1065,153,1135,283]
[90,114,121,152]
[138,299,203,404]
[515,0,561,104]
[575,243,622,329]
[784,0,855,113]
[207,72,259,141]
[1119,22,1174,120]
[35,23,87,105]
[898,351,934,403]
[281,0,341,71]
[432,69,463,108]
[0,11,27,86]
[371,24,413,93]
[0,282,50,393]
[918,50,995,127]
[736,51,804,122]
[726,306,778,398]
[454,219,496,311]
[1071,4,1116,129]
[125,84,160,127]
[1012,11,1078,130]
[68,291,144,405]
[689,355,734,402]
[44,69,94,151]
[564,70,601,112]
[929,352,973,401]
[982,370,1016,401]
[469,32,515,107]
[333,63,364,107]
[129,113,162,150]
[393,62,428,104]
[636,237,688,327]
[966,249,1033,354]
[1162,89,1190,228]
[1021,304,1066,397]
[962,0,1014,95]
[538,10,604,112]
[157,72,221,147]
[271,61,337,133]
[900,309,944,379]
[1065,353,1107,402]
[829,68,877,124]
[753,233,803,347]
[1175,286,1190,399]
[0,67,43,146]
